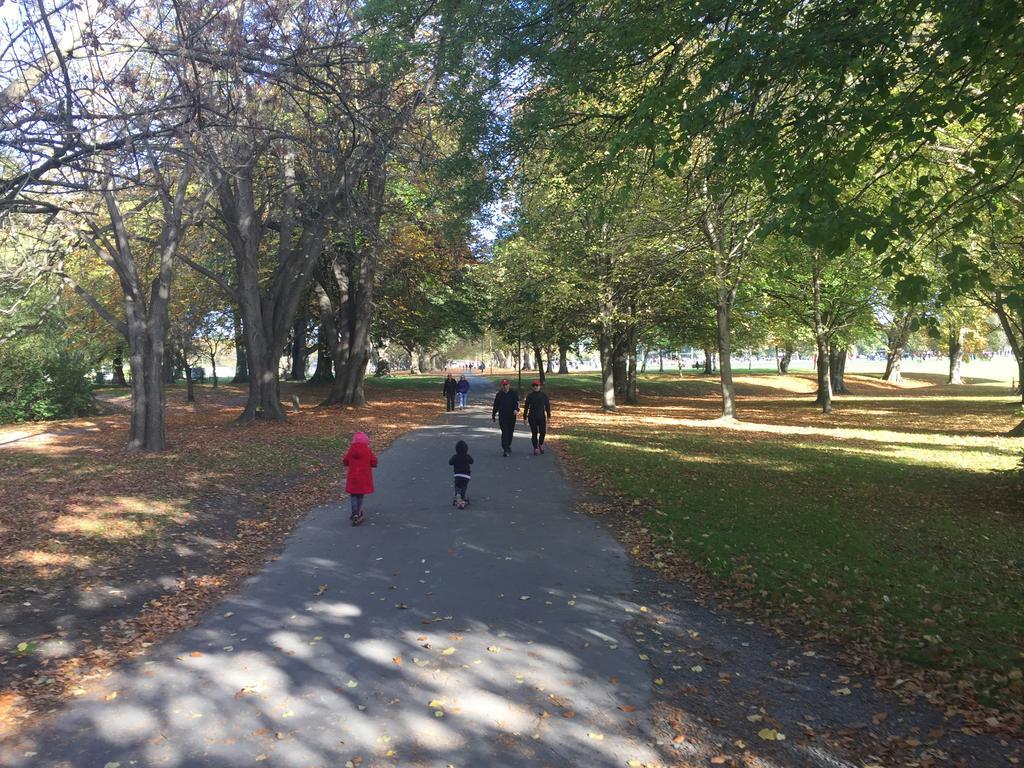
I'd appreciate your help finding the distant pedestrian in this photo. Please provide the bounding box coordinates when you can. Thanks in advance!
[492,378,520,456]
[523,379,552,455]
[448,439,474,508]
[342,431,378,526]
[457,375,470,409]
[443,373,457,412]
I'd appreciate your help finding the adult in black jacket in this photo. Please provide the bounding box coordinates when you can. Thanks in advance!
[522,379,552,455]
[442,373,458,411]
[491,379,520,456]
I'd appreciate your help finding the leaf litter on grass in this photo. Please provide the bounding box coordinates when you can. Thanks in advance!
[0,379,444,738]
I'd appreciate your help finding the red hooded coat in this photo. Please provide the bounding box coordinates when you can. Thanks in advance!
[343,442,378,494]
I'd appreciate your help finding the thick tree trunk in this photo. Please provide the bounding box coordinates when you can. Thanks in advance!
[947,326,965,384]
[545,345,555,374]
[533,344,545,383]
[612,343,627,397]
[883,310,914,383]
[659,351,664,373]
[829,345,849,395]
[125,322,168,452]
[232,311,249,383]
[703,347,714,375]
[209,351,219,387]
[418,350,431,374]
[288,310,308,381]
[558,342,569,375]
[112,347,128,386]
[812,260,832,414]
[639,346,648,375]
[778,342,794,374]
[184,363,195,403]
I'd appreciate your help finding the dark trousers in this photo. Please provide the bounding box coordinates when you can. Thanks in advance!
[529,418,547,448]
[445,393,456,411]
[454,476,469,500]
[498,416,516,450]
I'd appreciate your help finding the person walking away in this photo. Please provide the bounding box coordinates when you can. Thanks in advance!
[523,379,552,455]
[443,373,457,412]
[448,439,474,508]
[342,431,378,526]
[492,378,520,456]
[457,375,470,409]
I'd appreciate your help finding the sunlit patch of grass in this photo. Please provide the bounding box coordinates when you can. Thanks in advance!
[555,372,1024,707]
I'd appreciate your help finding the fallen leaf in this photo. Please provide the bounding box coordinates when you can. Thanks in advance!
[346,680,358,688]
[441,647,456,656]
[757,728,786,741]
[619,704,636,713]
[316,585,327,596]
[587,732,604,740]
[562,710,576,718]
[189,651,203,658]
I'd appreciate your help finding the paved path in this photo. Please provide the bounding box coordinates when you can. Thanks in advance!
[3,376,665,767]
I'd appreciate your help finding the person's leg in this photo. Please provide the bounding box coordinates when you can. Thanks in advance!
[350,494,360,518]
[538,419,546,451]
[530,419,539,449]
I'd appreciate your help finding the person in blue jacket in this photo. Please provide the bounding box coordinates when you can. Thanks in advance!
[457,375,470,409]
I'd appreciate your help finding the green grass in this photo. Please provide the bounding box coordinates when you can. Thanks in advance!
[556,374,1024,705]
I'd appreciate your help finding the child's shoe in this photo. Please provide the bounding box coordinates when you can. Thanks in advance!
[352,512,364,526]
[539,445,545,454]
[533,447,540,456]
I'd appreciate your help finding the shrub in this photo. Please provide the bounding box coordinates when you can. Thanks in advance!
[0,341,95,423]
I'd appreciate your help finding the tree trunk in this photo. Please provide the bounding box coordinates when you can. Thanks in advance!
[598,327,616,411]
[163,345,176,384]
[639,346,648,375]
[232,310,249,383]
[308,321,334,384]
[778,342,794,374]
[288,309,308,381]
[209,351,219,387]
[947,326,965,385]
[612,342,627,397]
[993,297,1024,405]
[812,258,832,414]
[418,350,431,374]
[545,345,555,374]
[184,362,195,402]
[112,347,128,386]
[883,310,913,383]
[533,344,545,383]
[659,350,664,373]
[626,330,639,405]
[829,345,848,395]
[716,295,737,418]
[321,241,377,406]
[558,342,569,374]
[703,347,714,375]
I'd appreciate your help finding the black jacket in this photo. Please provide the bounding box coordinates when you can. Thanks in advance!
[492,389,520,419]
[443,378,458,396]
[449,452,473,476]
[523,390,551,421]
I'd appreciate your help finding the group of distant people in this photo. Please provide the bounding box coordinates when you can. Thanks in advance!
[341,375,553,525]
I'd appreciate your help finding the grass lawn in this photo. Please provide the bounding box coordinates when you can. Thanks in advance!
[530,370,1024,712]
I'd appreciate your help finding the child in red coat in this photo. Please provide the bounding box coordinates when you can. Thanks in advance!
[343,431,378,526]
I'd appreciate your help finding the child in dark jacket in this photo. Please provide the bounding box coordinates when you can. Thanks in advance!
[343,431,378,526]
[448,439,473,508]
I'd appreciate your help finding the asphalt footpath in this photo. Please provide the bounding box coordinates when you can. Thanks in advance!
[1,375,666,768]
